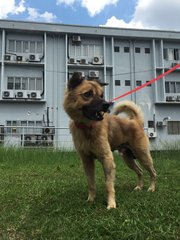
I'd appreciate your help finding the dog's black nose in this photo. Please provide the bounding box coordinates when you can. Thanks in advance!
[102,101,110,112]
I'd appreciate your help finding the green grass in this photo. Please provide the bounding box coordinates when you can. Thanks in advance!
[0,148,179,240]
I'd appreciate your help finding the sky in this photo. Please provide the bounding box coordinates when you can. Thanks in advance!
[0,0,180,31]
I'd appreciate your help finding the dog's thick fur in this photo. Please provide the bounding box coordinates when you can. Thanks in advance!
[64,73,156,209]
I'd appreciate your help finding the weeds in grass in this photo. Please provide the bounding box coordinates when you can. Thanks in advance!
[0,148,179,239]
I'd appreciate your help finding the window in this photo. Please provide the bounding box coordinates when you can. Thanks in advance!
[136,81,142,86]
[168,121,180,135]
[82,45,88,56]
[135,47,141,53]
[15,77,21,90]
[36,78,43,90]
[165,81,180,93]
[164,48,180,61]
[7,76,43,91]
[6,121,18,133]
[22,77,28,90]
[23,41,29,53]
[114,46,120,52]
[170,82,176,93]
[8,39,43,54]
[115,80,121,86]
[29,77,35,90]
[37,42,43,53]
[9,40,15,52]
[174,49,179,60]
[125,80,131,86]
[6,120,43,134]
[176,82,180,93]
[30,41,36,53]
[163,48,168,60]
[148,121,154,128]
[16,41,21,52]
[145,48,150,54]
[146,81,151,87]
[124,47,130,53]
[7,77,14,89]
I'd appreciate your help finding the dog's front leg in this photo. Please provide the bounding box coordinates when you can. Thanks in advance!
[101,152,116,209]
[80,153,96,202]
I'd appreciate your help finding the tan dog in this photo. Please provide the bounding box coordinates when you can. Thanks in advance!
[64,72,156,209]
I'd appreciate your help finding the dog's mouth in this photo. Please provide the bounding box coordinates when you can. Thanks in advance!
[83,109,104,121]
[82,101,110,121]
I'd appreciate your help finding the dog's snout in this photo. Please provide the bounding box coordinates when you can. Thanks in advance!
[102,101,110,112]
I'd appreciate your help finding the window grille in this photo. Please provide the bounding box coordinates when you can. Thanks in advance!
[168,121,180,135]
[7,76,43,91]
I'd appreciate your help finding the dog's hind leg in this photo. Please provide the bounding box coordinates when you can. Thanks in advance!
[80,153,96,202]
[119,150,144,190]
[135,149,157,192]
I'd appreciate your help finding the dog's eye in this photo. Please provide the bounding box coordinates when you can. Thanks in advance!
[83,90,93,98]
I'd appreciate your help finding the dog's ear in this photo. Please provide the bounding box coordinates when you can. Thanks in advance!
[95,79,109,87]
[68,72,84,90]
[99,82,109,87]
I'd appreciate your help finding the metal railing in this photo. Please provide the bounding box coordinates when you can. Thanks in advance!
[0,126,74,149]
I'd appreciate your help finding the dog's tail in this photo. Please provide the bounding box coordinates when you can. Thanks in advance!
[113,101,144,126]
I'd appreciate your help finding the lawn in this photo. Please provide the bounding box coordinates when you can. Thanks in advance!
[0,148,179,240]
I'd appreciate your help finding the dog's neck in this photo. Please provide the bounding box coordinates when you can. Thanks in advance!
[74,121,95,130]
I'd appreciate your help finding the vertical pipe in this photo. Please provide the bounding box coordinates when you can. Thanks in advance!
[111,36,115,100]
[1,30,5,96]
[44,32,47,101]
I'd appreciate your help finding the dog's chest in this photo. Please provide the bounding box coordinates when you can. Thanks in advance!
[71,127,97,152]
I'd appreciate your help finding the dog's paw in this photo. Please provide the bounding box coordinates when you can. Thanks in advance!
[107,202,116,210]
[147,186,155,192]
[87,194,95,202]
[134,186,143,191]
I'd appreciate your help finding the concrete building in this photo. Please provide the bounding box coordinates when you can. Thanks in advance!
[0,20,180,149]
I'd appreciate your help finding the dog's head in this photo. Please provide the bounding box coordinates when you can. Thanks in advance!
[64,72,110,122]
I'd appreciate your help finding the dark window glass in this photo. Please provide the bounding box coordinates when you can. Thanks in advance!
[148,121,154,128]
[115,80,121,86]
[168,121,180,135]
[114,46,120,52]
[145,48,150,54]
[146,81,151,87]
[124,47,130,53]
[136,81,142,86]
[125,80,131,86]
[135,47,140,53]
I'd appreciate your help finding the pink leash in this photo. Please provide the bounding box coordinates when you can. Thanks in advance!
[110,64,180,102]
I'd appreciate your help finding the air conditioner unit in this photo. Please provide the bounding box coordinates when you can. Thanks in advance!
[148,128,157,139]
[25,135,31,142]
[69,58,77,64]
[92,56,103,65]
[25,135,36,144]
[4,54,11,61]
[4,54,16,61]
[41,134,53,145]
[2,90,14,99]
[16,55,23,61]
[72,35,81,44]
[156,121,163,127]
[166,96,175,102]
[80,59,88,64]
[172,62,178,67]
[176,95,180,102]
[15,91,28,99]
[29,91,41,100]
[28,54,41,62]
[89,70,99,78]
[43,127,55,134]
